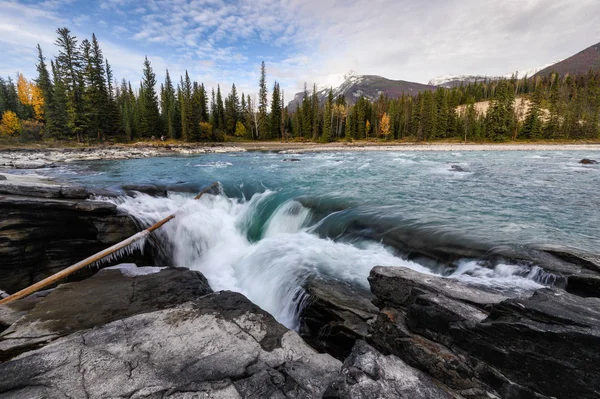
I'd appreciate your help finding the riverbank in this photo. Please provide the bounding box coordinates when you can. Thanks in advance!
[2,141,600,168]
[240,141,600,152]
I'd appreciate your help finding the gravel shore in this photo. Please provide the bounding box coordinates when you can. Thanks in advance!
[1,142,599,169]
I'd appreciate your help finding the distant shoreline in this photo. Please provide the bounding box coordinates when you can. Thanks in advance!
[238,141,600,152]
[1,141,600,169]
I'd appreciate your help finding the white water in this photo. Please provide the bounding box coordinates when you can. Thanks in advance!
[114,191,553,329]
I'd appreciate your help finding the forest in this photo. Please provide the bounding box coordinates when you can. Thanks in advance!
[1,27,599,143]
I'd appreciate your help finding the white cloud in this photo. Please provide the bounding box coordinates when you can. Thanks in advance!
[0,0,599,102]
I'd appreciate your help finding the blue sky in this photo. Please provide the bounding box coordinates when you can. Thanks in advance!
[1,0,599,99]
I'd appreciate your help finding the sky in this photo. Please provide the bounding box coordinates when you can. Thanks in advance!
[1,0,599,100]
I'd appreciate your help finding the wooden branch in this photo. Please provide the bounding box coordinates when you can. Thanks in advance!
[0,182,219,305]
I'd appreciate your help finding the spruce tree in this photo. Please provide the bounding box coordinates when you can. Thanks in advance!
[258,61,268,138]
[35,44,54,132]
[138,57,162,138]
[55,27,85,141]
[161,69,177,139]
[216,85,225,132]
[269,82,282,139]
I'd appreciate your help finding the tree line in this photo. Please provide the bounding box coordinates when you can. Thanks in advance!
[1,26,599,142]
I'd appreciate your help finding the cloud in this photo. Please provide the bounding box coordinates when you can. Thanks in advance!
[0,0,599,101]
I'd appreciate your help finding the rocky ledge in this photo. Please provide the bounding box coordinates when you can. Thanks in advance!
[0,174,151,294]
[0,264,459,399]
[0,144,246,169]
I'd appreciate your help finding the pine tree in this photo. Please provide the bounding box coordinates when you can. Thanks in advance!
[50,60,69,139]
[180,72,193,141]
[35,44,54,131]
[139,57,162,138]
[270,82,282,139]
[55,27,85,141]
[323,89,333,141]
[522,85,543,139]
[216,85,225,132]
[161,69,177,139]
[258,61,268,138]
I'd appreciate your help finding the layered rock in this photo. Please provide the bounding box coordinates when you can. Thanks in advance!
[324,340,458,399]
[0,266,342,398]
[367,266,600,399]
[0,175,150,294]
[299,278,379,360]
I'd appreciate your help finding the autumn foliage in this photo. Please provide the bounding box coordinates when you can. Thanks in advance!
[0,111,21,136]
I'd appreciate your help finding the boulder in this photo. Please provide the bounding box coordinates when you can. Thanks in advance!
[0,175,6,181]
[299,278,379,360]
[0,290,342,398]
[579,158,598,165]
[0,265,213,361]
[324,341,457,399]
[283,158,301,162]
[367,266,600,399]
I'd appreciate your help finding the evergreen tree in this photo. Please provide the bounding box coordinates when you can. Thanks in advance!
[50,61,69,138]
[270,82,282,139]
[258,61,268,138]
[161,69,177,139]
[35,44,54,132]
[55,27,85,141]
[180,72,193,141]
[521,85,543,139]
[139,57,162,138]
[216,85,225,132]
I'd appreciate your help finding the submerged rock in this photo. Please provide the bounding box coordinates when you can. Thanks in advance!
[579,158,598,164]
[324,341,457,399]
[449,164,467,172]
[367,266,600,399]
[283,158,301,162]
[121,183,168,197]
[0,288,341,398]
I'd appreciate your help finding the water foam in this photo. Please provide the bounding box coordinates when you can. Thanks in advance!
[115,191,556,329]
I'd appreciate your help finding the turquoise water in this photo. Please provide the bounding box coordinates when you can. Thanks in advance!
[40,150,600,326]
[49,150,600,252]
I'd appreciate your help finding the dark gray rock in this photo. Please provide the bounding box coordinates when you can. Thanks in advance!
[283,158,301,162]
[0,185,148,294]
[0,291,342,399]
[579,158,598,165]
[567,274,600,297]
[0,265,213,361]
[299,278,379,360]
[449,165,467,172]
[324,341,458,399]
[368,266,600,399]
[121,183,167,197]
[0,175,6,181]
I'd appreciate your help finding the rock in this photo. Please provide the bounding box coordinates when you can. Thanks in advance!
[449,164,467,172]
[0,265,212,361]
[579,158,598,165]
[283,158,301,162]
[0,291,342,398]
[368,266,600,399]
[121,183,167,197]
[567,274,600,297]
[13,160,51,169]
[324,341,457,399]
[0,175,6,181]
[0,185,148,294]
[299,278,379,360]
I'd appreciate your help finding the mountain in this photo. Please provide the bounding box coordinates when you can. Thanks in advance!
[287,74,437,109]
[428,75,502,88]
[534,42,600,77]
[429,62,559,88]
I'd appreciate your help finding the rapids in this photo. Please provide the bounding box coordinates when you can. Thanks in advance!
[38,150,600,329]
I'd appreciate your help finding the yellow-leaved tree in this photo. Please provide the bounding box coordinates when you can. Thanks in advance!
[380,112,391,139]
[0,111,21,136]
[17,74,31,105]
[365,120,371,138]
[235,121,247,137]
[30,83,45,121]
